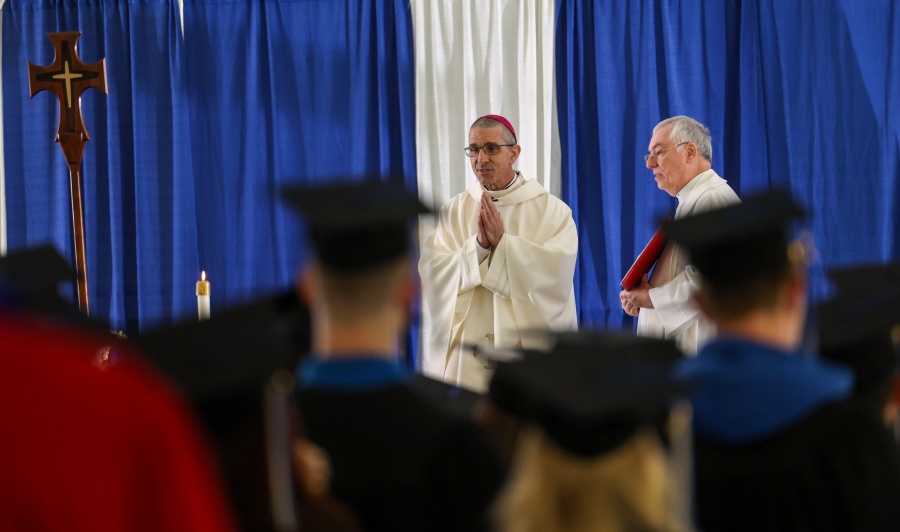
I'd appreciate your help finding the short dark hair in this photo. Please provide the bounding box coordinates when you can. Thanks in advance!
[700,263,796,320]
[470,117,516,145]
[317,255,409,323]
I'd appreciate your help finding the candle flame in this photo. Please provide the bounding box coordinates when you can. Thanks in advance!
[201,271,206,281]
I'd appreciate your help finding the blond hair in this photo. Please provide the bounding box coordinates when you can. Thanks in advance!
[494,425,690,532]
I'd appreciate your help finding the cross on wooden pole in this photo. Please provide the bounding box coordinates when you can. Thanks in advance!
[27,32,107,314]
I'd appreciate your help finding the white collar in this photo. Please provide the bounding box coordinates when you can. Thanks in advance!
[676,168,714,203]
[484,171,521,192]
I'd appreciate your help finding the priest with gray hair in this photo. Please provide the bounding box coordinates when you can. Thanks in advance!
[619,116,740,354]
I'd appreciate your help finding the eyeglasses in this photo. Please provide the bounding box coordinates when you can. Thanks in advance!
[464,143,516,157]
[643,142,688,162]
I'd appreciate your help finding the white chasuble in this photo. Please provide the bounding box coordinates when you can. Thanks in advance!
[637,169,740,355]
[419,176,578,391]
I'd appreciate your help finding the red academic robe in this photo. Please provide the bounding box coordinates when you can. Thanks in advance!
[0,312,237,531]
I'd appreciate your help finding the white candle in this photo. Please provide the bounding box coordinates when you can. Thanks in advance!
[196,271,210,321]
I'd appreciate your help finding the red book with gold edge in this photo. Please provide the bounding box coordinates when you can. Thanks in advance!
[621,219,670,290]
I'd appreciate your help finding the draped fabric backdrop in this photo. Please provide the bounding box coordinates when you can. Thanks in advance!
[556,0,728,328]
[2,0,899,362]
[2,0,416,335]
[3,0,196,333]
[181,0,416,310]
[411,0,560,208]
[557,0,900,330]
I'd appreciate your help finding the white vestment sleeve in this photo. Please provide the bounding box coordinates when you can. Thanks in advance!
[457,235,487,292]
[476,243,490,264]
[647,264,703,337]
[419,211,484,377]
[481,215,578,328]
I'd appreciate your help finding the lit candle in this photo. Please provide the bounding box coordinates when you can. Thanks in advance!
[196,271,210,321]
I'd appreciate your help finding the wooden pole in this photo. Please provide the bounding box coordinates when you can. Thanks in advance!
[67,163,89,312]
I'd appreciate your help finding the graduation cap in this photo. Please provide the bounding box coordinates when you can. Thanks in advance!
[0,245,77,313]
[137,291,310,401]
[281,179,432,273]
[820,264,900,350]
[488,334,685,457]
[466,343,538,364]
[136,291,311,531]
[0,245,115,335]
[663,190,805,287]
[827,262,900,297]
[550,329,685,360]
[409,373,485,420]
[469,329,686,370]
[484,329,686,360]
[818,265,900,403]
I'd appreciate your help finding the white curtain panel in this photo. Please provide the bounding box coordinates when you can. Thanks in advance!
[411,0,560,368]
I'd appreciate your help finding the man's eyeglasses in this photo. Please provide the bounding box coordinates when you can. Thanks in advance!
[464,143,516,157]
[643,142,688,163]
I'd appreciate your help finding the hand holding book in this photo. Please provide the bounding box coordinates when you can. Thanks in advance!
[621,221,669,290]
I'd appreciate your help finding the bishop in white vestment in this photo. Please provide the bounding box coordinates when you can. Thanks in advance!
[621,117,740,354]
[419,115,578,391]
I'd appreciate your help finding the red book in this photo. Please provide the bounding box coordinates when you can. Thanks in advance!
[621,220,670,290]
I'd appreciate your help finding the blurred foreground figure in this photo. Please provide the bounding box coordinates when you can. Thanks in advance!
[284,180,506,532]
[0,245,113,334]
[0,312,236,531]
[669,192,900,531]
[819,263,900,429]
[487,332,693,532]
[137,291,313,531]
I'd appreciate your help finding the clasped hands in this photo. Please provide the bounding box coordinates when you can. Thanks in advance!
[619,274,654,317]
[477,192,504,249]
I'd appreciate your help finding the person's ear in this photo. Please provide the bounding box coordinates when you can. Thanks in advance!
[783,269,808,313]
[684,142,697,162]
[509,144,521,166]
[296,263,318,306]
[395,268,414,308]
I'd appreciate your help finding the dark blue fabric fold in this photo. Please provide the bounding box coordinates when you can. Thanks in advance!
[299,355,409,391]
[675,338,853,443]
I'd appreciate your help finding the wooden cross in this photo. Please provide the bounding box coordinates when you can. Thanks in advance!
[27,32,107,314]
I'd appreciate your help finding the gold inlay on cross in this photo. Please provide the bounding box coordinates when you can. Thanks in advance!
[52,61,83,109]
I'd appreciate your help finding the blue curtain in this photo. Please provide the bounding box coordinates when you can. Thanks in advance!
[3,0,196,333]
[3,0,417,337]
[557,0,900,329]
[182,0,417,306]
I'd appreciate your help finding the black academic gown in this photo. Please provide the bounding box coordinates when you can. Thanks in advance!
[297,357,506,532]
[677,339,900,532]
